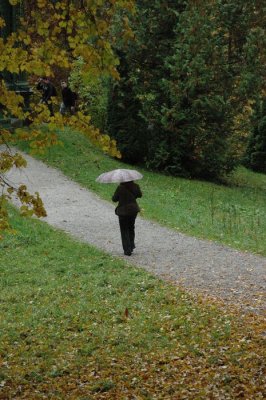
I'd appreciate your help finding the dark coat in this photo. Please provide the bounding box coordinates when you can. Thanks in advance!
[112,181,142,216]
[61,87,77,107]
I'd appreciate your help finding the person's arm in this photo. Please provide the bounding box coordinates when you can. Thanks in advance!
[112,187,120,202]
[135,184,142,199]
[72,90,78,101]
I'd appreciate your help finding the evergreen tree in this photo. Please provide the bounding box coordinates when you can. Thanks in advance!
[107,0,187,165]
[107,0,265,180]
[107,49,147,163]
[244,98,266,173]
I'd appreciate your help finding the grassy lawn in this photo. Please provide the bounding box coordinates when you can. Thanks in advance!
[16,128,266,256]
[0,209,265,399]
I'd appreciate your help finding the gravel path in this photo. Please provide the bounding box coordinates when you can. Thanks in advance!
[6,152,266,314]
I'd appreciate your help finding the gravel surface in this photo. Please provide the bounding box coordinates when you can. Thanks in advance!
[6,152,266,314]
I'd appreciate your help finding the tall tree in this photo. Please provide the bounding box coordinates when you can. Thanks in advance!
[163,0,266,179]
[107,0,187,164]
[107,0,266,180]
[244,97,266,173]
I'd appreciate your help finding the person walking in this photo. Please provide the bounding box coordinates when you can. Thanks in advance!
[59,80,77,115]
[112,181,142,256]
[36,77,57,116]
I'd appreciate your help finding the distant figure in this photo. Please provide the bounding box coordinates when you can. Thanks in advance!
[112,181,142,256]
[36,77,57,116]
[59,80,77,115]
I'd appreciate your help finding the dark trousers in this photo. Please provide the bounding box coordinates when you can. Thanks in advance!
[118,214,137,255]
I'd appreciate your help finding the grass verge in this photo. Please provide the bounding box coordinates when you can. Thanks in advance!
[16,128,266,256]
[0,208,265,399]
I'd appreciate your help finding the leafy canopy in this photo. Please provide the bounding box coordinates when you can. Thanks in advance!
[0,0,134,236]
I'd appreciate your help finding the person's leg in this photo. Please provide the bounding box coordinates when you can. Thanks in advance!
[128,214,137,251]
[118,216,132,255]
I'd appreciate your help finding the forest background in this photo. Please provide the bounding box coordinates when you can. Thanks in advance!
[0,0,265,233]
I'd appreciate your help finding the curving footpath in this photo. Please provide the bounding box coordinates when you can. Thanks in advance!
[6,152,266,315]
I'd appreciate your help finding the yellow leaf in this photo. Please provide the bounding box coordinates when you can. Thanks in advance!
[0,18,6,28]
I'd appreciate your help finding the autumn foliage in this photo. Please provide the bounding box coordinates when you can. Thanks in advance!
[0,0,134,235]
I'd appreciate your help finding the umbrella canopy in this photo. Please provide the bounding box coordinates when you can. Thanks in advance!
[96,169,143,183]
